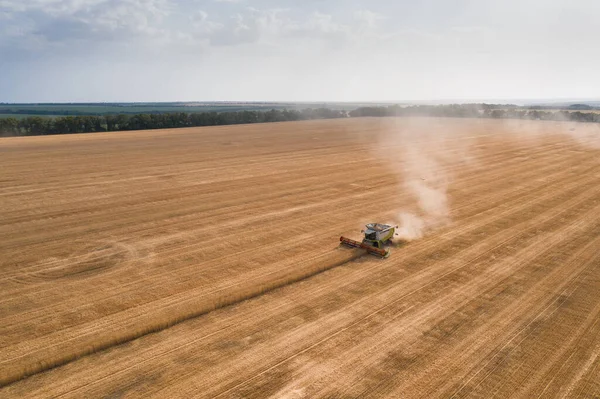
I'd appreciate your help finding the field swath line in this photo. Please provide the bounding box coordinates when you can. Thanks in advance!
[0,249,367,387]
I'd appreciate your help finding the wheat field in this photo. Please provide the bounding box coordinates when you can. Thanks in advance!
[1,118,599,398]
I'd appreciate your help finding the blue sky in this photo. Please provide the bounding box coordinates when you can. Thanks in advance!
[0,0,599,102]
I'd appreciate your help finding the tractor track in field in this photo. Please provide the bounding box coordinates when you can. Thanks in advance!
[2,148,594,376]
[370,224,600,398]
[203,185,600,398]
[1,118,599,398]
[0,137,587,294]
[0,249,367,387]
[17,149,600,397]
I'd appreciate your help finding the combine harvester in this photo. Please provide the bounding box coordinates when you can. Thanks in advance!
[340,223,398,258]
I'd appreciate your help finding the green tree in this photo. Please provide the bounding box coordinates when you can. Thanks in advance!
[0,117,20,136]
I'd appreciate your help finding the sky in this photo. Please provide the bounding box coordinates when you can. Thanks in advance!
[0,0,599,102]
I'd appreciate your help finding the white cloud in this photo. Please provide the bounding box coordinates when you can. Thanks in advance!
[353,9,385,28]
[190,10,223,34]
[303,11,349,36]
[199,8,354,47]
[0,0,172,44]
[1,0,599,102]
[0,1,383,50]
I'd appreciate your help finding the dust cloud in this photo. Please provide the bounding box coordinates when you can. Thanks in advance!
[375,118,479,241]
[500,116,600,150]
[549,118,600,150]
[395,212,426,241]
[376,116,599,242]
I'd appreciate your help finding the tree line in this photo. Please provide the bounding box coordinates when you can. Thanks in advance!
[349,104,600,123]
[1,104,599,137]
[0,108,346,137]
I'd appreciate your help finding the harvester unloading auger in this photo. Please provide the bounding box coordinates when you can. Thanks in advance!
[340,223,399,258]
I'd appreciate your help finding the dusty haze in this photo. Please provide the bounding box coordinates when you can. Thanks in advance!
[373,117,600,241]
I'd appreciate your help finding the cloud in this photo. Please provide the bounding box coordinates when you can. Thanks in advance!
[1,0,599,102]
[300,11,350,38]
[0,1,369,51]
[0,0,172,47]
[197,8,360,47]
[353,9,385,28]
[225,8,389,48]
[190,10,223,34]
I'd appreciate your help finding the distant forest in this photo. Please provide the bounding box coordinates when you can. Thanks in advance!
[1,104,599,137]
[349,104,600,122]
[0,109,345,137]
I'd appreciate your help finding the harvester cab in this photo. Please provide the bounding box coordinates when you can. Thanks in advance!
[340,223,399,258]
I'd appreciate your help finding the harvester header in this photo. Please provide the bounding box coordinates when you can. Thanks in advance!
[340,223,398,258]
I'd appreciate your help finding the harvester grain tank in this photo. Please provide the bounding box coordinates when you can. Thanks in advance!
[340,223,398,258]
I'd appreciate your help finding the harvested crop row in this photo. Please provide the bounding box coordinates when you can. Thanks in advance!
[1,118,599,397]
